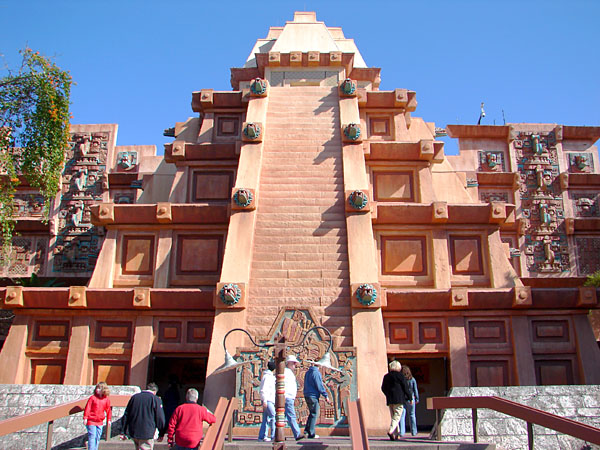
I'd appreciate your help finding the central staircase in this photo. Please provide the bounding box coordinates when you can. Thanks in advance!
[246,86,352,346]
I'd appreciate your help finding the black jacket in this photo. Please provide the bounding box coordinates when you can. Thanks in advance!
[122,391,166,439]
[381,371,410,405]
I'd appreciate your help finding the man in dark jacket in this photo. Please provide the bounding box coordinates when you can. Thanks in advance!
[303,363,330,439]
[380,361,410,441]
[122,382,166,449]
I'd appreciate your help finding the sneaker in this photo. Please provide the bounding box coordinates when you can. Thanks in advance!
[308,434,319,439]
[295,433,305,441]
[263,437,271,442]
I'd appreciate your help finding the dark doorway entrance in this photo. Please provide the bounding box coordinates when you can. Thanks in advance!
[148,355,208,407]
[388,356,449,431]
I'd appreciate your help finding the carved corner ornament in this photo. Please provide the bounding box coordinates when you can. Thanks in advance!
[242,122,263,142]
[450,288,469,308]
[352,283,382,308]
[216,282,246,309]
[232,188,256,210]
[346,189,369,212]
[578,286,597,307]
[93,203,115,225]
[339,78,357,97]
[249,78,268,97]
[343,123,362,143]
[156,202,172,223]
[432,201,448,223]
[4,286,23,307]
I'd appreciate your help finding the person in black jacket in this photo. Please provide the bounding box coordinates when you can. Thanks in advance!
[380,360,410,441]
[121,382,166,450]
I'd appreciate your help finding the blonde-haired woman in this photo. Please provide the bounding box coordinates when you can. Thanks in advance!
[83,382,112,450]
[380,360,410,441]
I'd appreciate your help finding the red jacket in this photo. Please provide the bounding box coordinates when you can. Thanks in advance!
[167,403,216,447]
[84,394,112,426]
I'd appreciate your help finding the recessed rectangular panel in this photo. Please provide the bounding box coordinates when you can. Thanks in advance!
[468,320,506,344]
[369,117,390,136]
[449,236,484,275]
[159,321,182,343]
[94,361,128,385]
[176,235,223,274]
[470,360,508,387]
[381,236,427,276]
[532,320,569,342]
[192,171,233,202]
[374,172,414,202]
[418,322,443,344]
[95,321,133,343]
[389,322,412,344]
[122,236,155,275]
[31,360,65,384]
[216,115,240,137]
[535,360,573,385]
[187,321,213,343]
[34,321,70,341]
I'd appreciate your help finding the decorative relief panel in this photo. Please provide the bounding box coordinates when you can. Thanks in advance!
[567,152,594,172]
[234,309,356,429]
[13,193,44,217]
[515,131,569,274]
[478,151,506,172]
[571,192,599,217]
[0,236,48,278]
[479,190,510,204]
[54,132,109,274]
[575,237,600,275]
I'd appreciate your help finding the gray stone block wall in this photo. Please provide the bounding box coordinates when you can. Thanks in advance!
[0,384,140,450]
[439,386,600,450]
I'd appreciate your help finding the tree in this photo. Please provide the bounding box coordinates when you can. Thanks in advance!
[0,48,72,258]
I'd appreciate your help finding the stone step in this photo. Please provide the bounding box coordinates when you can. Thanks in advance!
[255,212,344,221]
[248,278,349,288]
[251,260,349,270]
[256,205,344,213]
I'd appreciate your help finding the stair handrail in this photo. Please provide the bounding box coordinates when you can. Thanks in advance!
[200,396,238,450]
[0,394,132,450]
[346,398,370,450]
[427,395,600,448]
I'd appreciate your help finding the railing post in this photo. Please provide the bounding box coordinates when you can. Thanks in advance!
[527,421,534,450]
[46,420,54,450]
[472,408,479,443]
[105,411,112,441]
[228,409,235,443]
[435,409,442,441]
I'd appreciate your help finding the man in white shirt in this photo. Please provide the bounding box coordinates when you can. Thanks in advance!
[284,355,305,441]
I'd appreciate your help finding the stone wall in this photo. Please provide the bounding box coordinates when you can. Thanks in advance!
[0,384,140,450]
[440,386,600,450]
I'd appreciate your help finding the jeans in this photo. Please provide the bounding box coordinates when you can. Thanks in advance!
[86,425,103,450]
[284,397,302,438]
[304,396,320,437]
[258,401,275,440]
[401,400,417,435]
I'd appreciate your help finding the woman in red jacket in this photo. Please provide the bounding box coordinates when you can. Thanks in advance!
[83,382,112,450]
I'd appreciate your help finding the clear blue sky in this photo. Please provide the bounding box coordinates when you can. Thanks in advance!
[1,0,599,155]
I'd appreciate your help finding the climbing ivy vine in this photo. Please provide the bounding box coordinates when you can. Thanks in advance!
[0,48,72,258]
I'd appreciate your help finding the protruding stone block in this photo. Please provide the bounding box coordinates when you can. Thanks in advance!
[489,202,507,223]
[68,286,87,308]
[554,125,563,141]
[97,203,114,224]
[513,286,532,307]
[329,51,342,65]
[133,287,151,308]
[420,140,434,160]
[565,218,575,235]
[156,202,172,223]
[307,51,320,66]
[394,89,408,106]
[559,172,569,189]
[268,51,280,66]
[432,202,448,222]
[578,287,597,306]
[4,286,23,307]
[450,288,469,308]
[290,51,302,66]
[215,282,246,309]
[199,89,213,107]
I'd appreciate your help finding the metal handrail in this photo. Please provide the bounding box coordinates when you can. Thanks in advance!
[0,394,132,450]
[428,395,600,449]
[347,398,370,450]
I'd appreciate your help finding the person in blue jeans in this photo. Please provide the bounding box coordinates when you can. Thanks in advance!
[258,360,276,441]
[284,355,305,441]
[303,363,331,439]
[400,365,419,436]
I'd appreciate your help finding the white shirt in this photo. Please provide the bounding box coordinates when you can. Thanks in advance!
[259,370,275,404]
[284,367,298,399]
